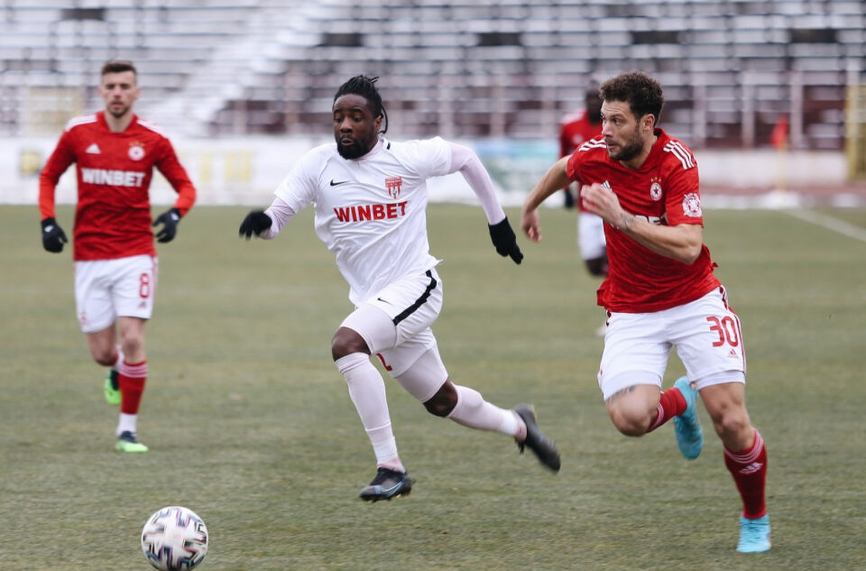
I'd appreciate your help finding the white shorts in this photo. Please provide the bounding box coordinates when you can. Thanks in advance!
[577,212,607,260]
[597,286,746,400]
[74,255,157,333]
[340,267,447,379]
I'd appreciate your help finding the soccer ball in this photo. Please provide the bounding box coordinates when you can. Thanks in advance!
[141,506,209,571]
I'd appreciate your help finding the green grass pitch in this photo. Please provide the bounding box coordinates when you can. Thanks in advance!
[1,203,864,570]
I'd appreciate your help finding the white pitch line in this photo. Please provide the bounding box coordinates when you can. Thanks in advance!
[785,209,866,243]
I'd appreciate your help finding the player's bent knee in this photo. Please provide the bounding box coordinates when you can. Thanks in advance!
[92,351,116,367]
[423,382,457,417]
[331,327,370,360]
[608,408,651,437]
[612,419,649,437]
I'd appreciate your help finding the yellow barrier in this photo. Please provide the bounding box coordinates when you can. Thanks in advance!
[846,83,866,181]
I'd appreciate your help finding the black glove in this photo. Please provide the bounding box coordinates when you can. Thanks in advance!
[153,208,181,243]
[41,217,68,253]
[239,210,273,239]
[488,217,523,265]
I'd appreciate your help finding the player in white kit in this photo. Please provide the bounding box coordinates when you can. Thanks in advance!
[239,76,560,501]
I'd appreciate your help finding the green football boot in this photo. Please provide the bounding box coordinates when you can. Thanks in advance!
[116,431,148,453]
[104,369,121,406]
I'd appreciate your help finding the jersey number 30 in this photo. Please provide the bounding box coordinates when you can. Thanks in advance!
[706,316,739,347]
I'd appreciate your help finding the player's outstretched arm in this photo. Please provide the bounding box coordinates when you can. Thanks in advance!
[152,208,182,243]
[446,142,523,265]
[521,157,572,243]
[40,218,68,253]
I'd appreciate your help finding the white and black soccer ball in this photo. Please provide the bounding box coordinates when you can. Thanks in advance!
[141,506,209,571]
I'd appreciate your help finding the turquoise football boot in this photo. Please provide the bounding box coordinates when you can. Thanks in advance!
[737,514,771,553]
[672,376,703,460]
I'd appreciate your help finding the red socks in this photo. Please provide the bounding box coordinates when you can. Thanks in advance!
[118,360,148,414]
[648,385,767,519]
[647,387,687,432]
[724,429,768,519]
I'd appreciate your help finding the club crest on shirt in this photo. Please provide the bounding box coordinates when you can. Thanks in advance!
[128,142,145,161]
[682,193,702,217]
[385,176,402,200]
[649,177,663,202]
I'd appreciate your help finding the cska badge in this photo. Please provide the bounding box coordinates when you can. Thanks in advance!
[128,142,145,161]
[649,177,663,201]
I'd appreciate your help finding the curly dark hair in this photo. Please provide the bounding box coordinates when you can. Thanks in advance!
[600,71,664,126]
[333,75,389,134]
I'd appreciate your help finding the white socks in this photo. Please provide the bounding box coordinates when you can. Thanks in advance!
[335,353,527,471]
[335,352,405,472]
[117,413,137,436]
[447,385,525,440]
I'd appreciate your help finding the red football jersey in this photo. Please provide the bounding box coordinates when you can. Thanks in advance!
[560,110,602,213]
[39,111,196,261]
[567,128,720,313]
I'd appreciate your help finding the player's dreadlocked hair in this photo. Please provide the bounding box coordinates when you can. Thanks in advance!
[600,71,664,126]
[334,75,389,134]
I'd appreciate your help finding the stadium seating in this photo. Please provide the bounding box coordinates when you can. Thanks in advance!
[0,0,863,149]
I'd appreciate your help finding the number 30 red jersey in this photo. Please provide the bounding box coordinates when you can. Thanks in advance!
[567,128,720,313]
[39,111,196,261]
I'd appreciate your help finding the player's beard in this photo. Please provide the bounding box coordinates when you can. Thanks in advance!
[606,124,643,162]
[336,135,374,160]
[107,102,130,119]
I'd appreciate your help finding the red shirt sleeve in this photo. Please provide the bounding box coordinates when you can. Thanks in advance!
[559,124,573,192]
[155,138,196,216]
[38,131,76,220]
[663,158,703,227]
[566,148,583,184]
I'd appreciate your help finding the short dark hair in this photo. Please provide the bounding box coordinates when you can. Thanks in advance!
[101,59,137,77]
[600,71,664,126]
[333,75,388,133]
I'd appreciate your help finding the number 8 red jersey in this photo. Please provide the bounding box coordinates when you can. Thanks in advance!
[39,111,196,261]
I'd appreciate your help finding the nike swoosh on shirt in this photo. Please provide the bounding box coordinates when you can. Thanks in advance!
[330,179,350,186]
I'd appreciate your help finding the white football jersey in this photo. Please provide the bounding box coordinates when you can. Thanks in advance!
[274,137,452,305]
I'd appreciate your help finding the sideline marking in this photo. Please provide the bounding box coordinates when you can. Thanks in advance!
[784,209,866,243]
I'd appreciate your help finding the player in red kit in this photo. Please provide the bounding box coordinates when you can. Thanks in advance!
[39,59,197,453]
[559,83,602,208]
[560,84,605,274]
[521,71,770,553]
[559,82,608,334]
